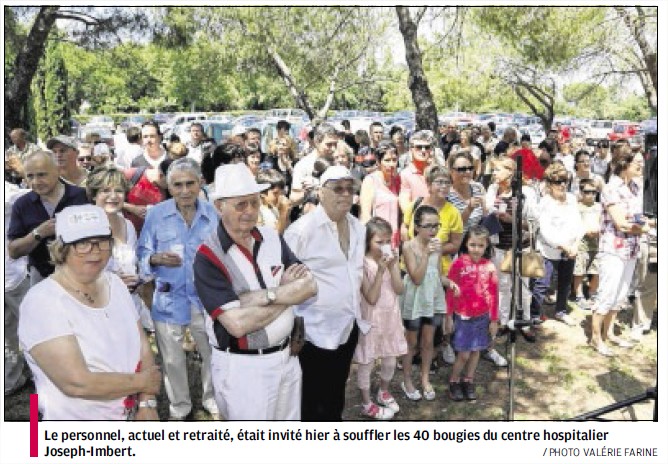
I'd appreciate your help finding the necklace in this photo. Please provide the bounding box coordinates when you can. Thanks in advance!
[57,270,102,310]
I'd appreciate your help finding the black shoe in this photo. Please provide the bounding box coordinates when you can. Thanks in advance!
[460,381,477,401]
[412,354,422,365]
[449,381,464,402]
[519,327,537,343]
[429,359,439,375]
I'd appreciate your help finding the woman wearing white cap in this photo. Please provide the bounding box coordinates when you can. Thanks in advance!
[18,205,161,420]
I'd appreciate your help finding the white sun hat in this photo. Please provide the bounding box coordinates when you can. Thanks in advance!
[209,163,270,201]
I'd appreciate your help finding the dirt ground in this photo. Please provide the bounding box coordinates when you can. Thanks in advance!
[4,254,657,422]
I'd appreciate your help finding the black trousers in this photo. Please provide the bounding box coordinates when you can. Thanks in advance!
[299,324,359,421]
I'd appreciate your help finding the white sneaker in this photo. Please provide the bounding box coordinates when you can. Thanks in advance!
[554,312,577,326]
[377,390,400,414]
[361,402,394,420]
[442,343,456,364]
[483,349,508,367]
[629,326,644,342]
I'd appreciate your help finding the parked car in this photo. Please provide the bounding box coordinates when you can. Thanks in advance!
[153,113,173,125]
[207,113,234,123]
[160,112,208,134]
[86,115,115,133]
[586,119,613,145]
[117,115,147,133]
[608,122,641,144]
[260,119,304,154]
[200,120,235,145]
[265,108,308,123]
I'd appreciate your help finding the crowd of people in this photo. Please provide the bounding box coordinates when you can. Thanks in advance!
[3,116,656,421]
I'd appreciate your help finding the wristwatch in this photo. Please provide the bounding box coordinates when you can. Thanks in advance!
[32,229,42,241]
[138,399,157,409]
[266,288,277,305]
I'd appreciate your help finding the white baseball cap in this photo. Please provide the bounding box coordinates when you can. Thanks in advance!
[319,165,357,186]
[55,205,111,244]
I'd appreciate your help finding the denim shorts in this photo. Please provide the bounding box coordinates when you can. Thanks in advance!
[403,314,444,331]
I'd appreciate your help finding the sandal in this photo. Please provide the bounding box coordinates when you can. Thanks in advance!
[401,382,421,401]
[422,387,436,401]
[589,341,615,357]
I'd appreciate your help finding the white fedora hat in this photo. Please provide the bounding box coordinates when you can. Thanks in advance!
[209,164,270,201]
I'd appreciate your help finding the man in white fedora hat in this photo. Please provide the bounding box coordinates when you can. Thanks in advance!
[284,165,370,421]
[194,163,317,420]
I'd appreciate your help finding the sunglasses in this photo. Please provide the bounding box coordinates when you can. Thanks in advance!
[78,156,92,162]
[453,166,474,173]
[581,190,598,195]
[419,223,440,230]
[361,160,377,168]
[549,179,568,185]
[413,145,432,151]
[324,184,356,195]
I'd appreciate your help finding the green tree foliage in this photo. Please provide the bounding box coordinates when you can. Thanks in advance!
[32,41,70,141]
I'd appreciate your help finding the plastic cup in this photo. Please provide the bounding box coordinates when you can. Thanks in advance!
[170,244,184,259]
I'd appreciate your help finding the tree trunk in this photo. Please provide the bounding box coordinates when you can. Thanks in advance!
[317,66,339,119]
[267,46,316,121]
[4,6,59,136]
[395,6,438,135]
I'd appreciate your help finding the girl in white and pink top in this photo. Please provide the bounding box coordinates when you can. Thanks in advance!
[445,225,499,402]
[354,217,407,420]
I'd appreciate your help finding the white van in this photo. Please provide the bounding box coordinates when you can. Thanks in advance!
[160,113,207,134]
[586,120,613,145]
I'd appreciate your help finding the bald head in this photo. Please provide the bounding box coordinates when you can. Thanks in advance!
[23,151,61,197]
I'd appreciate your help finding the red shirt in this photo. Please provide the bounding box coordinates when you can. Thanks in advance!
[510,148,545,181]
[446,254,499,321]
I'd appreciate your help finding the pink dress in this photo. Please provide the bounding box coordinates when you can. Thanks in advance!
[364,171,401,248]
[353,257,408,364]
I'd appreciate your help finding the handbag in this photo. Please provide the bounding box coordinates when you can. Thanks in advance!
[124,167,165,233]
[499,223,545,278]
[289,316,305,356]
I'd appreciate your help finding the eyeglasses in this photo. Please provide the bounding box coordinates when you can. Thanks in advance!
[324,184,356,195]
[581,190,598,195]
[453,166,474,173]
[78,156,92,162]
[419,223,440,230]
[549,179,568,185]
[432,179,452,186]
[229,198,261,211]
[412,145,432,151]
[323,142,338,148]
[72,238,112,254]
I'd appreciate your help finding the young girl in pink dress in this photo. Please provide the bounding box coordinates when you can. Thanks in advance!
[445,225,499,402]
[354,217,407,419]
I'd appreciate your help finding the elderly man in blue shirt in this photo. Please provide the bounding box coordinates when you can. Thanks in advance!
[137,158,220,420]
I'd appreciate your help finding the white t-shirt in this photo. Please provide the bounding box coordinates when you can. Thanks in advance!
[4,182,29,290]
[290,151,318,192]
[19,272,140,420]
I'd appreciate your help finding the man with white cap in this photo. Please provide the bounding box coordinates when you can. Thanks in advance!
[46,135,88,186]
[284,165,370,421]
[194,163,318,420]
